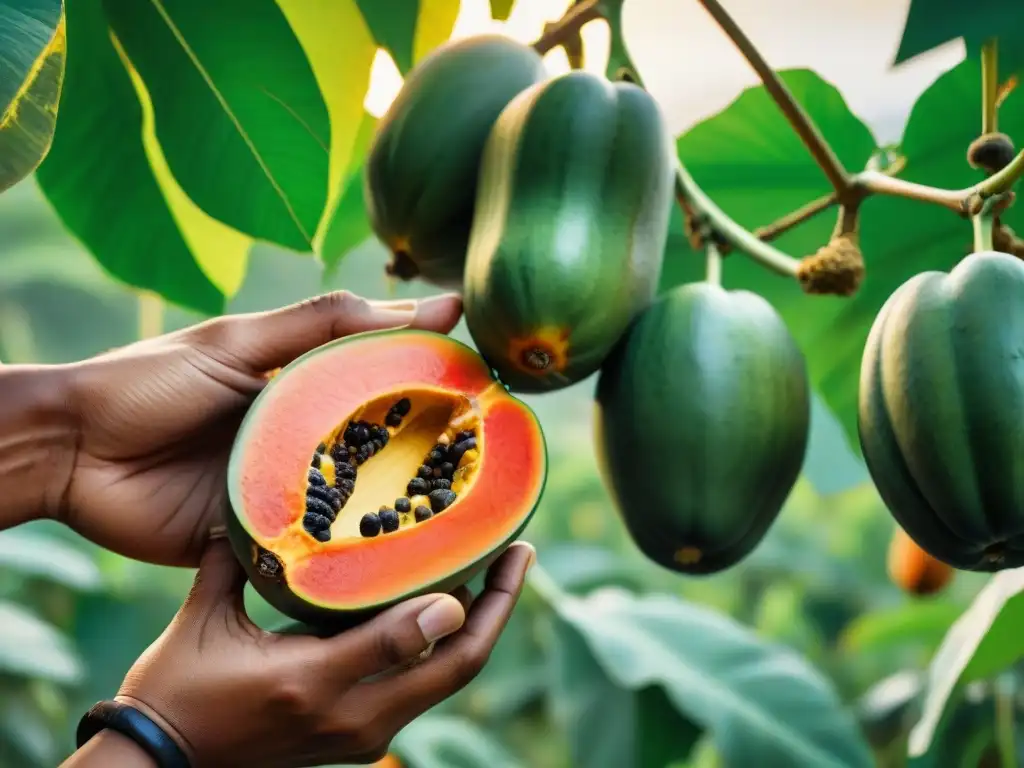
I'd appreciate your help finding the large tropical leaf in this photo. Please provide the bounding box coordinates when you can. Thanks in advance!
[0,528,101,590]
[530,574,874,768]
[893,0,1024,75]
[35,0,227,315]
[0,0,65,192]
[390,713,521,768]
[661,61,1018,451]
[908,567,1024,758]
[354,0,461,75]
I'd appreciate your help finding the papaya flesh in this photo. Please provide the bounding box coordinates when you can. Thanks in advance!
[594,282,811,575]
[859,250,1024,572]
[364,35,547,289]
[887,525,954,597]
[463,70,675,393]
[225,329,547,630]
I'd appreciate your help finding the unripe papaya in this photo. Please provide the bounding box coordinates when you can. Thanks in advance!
[859,250,1024,572]
[594,282,811,574]
[364,35,547,288]
[463,70,675,393]
[887,525,954,597]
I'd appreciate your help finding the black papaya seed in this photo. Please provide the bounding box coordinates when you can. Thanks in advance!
[417,465,432,479]
[365,441,376,458]
[415,505,433,522]
[450,438,477,465]
[372,439,384,452]
[429,449,445,464]
[395,497,411,514]
[337,478,355,494]
[308,468,327,486]
[394,397,412,416]
[303,511,332,530]
[307,484,337,507]
[385,411,402,427]
[407,477,431,496]
[377,429,389,446]
[336,462,356,480]
[380,508,401,533]
[455,430,475,442]
[433,478,452,490]
[357,424,370,443]
[359,513,382,537]
[306,496,334,519]
[311,528,332,543]
[344,423,359,444]
[316,442,327,455]
[429,488,457,513]
[311,453,321,469]
[330,444,348,463]
[440,462,455,478]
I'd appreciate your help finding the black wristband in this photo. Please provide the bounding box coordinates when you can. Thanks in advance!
[76,700,191,768]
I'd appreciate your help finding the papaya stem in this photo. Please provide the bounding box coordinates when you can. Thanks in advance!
[675,159,800,278]
[973,200,997,253]
[694,0,851,197]
[531,0,604,55]
[705,242,723,285]
[982,38,999,134]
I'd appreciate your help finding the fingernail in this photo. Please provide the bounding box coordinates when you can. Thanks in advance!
[520,542,537,570]
[417,292,461,309]
[367,299,417,322]
[417,596,466,642]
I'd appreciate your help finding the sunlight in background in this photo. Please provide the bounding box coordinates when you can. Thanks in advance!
[363,0,610,119]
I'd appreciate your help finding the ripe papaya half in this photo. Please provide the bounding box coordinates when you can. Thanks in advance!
[225,329,547,630]
[364,35,547,289]
[463,70,675,393]
[887,525,954,597]
[859,250,1024,572]
[594,282,811,575]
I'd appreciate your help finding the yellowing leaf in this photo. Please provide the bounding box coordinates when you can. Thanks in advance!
[413,0,461,63]
[112,34,250,298]
[276,0,377,251]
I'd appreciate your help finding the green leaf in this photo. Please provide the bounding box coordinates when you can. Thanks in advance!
[273,1,376,252]
[531,574,874,768]
[0,601,81,684]
[908,567,1024,757]
[35,0,225,315]
[488,0,514,21]
[391,713,521,768]
[355,0,460,75]
[0,685,57,767]
[0,528,101,590]
[319,113,378,270]
[894,0,1024,75]
[548,618,702,768]
[100,0,330,252]
[839,601,967,657]
[0,0,65,193]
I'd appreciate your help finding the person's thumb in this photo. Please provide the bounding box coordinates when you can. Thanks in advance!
[323,594,467,684]
[178,539,249,619]
[195,290,463,372]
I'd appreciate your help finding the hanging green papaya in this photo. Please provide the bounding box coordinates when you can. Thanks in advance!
[364,35,547,289]
[594,282,811,575]
[858,250,1024,572]
[463,70,675,393]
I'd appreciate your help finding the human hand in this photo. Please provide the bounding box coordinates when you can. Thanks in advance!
[110,538,535,768]
[60,291,463,567]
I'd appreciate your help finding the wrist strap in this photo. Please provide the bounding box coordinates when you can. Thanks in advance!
[76,700,191,768]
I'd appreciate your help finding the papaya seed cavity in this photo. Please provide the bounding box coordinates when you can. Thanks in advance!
[299,392,483,544]
[255,546,284,580]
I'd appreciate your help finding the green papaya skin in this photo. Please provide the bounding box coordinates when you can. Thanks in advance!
[364,35,547,289]
[463,71,675,393]
[858,250,1024,572]
[594,282,811,575]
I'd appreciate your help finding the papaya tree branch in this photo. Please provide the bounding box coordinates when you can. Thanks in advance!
[695,0,851,196]
[531,0,604,55]
[676,159,800,278]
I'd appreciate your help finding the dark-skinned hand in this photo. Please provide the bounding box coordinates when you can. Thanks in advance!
[59,291,463,567]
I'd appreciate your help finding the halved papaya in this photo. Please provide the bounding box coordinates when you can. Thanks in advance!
[225,329,547,630]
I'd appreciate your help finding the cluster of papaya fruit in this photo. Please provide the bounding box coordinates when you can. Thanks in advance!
[221,33,821,630]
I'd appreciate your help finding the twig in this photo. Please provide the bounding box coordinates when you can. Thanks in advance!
[982,38,999,134]
[752,193,838,243]
[531,0,603,55]
[676,160,800,277]
[695,0,850,196]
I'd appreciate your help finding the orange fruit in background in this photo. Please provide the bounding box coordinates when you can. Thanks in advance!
[887,526,955,597]
[371,754,403,768]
